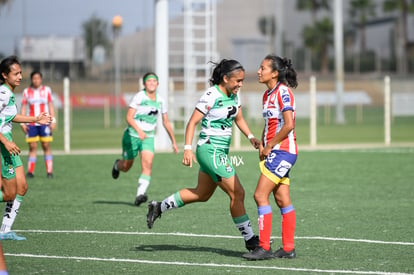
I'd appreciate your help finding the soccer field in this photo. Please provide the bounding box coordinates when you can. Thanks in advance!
[2,149,413,274]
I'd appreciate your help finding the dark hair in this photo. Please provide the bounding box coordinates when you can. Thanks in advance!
[209,59,244,86]
[264,54,298,88]
[142,72,158,84]
[0,55,21,85]
[30,70,43,87]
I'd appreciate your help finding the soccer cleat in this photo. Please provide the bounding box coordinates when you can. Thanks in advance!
[112,159,120,179]
[47,173,53,179]
[242,246,273,260]
[273,247,296,259]
[26,172,34,178]
[134,194,148,206]
[245,235,259,251]
[0,231,26,241]
[147,201,162,229]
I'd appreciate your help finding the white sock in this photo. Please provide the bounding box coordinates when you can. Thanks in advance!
[1,196,22,233]
[136,175,150,196]
[160,192,184,213]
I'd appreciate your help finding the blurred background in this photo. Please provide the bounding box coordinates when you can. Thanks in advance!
[0,0,413,151]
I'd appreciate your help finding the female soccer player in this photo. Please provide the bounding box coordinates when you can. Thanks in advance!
[0,56,51,240]
[20,71,56,178]
[146,59,261,251]
[111,72,178,206]
[243,54,299,260]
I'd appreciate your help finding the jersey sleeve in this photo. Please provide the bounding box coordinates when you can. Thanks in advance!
[195,90,215,115]
[278,86,294,112]
[129,92,142,109]
[0,91,9,113]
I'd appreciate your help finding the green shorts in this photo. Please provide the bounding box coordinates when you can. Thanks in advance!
[196,143,235,183]
[0,133,22,179]
[121,128,154,160]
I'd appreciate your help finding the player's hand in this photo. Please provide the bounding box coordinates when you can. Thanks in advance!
[138,130,147,140]
[249,137,261,149]
[182,149,197,167]
[36,112,52,125]
[172,143,179,154]
[260,145,271,161]
[4,140,20,156]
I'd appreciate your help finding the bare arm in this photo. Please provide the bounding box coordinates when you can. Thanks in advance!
[13,112,51,125]
[48,101,56,131]
[162,113,178,153]
[261,110,294,159]
[182,109,204,167]
[20,102,28,133]
[125,107,146,140]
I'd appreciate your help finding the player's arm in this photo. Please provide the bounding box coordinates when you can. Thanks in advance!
[234,107,260,149]
[13,113,51,125]
[182,109,204,167]
[20,96,28,133]
[0,133,20,156]
[125,107,146,140]
[48,100,56,131]
[261,110,294,158]
[161,113,178,153]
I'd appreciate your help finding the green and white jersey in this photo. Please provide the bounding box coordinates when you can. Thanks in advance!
[195,85,241,148]
[0,84,17,135]
[127,90,167,138]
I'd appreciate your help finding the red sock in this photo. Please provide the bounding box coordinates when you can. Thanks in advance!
[45,155,53,174]
[28,157,36,174]
[282,209,295,251]
[258,205,272,250]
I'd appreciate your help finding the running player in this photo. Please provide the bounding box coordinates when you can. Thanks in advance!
[111,72,178,206]
[146,59,261,251]
[20,71,56,178]
[0,56,51,240]
[243,54,299,260]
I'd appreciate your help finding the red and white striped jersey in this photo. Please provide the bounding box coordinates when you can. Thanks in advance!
[262,82,297,154]
[21,85,53,125]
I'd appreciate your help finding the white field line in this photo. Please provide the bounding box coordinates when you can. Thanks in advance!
[14,229,414,246]
[4,253,412,275]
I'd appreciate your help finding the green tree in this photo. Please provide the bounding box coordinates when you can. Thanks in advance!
[383,0,414,73]
[296,0,330,72]
[82,15,111,60]
[349,0,377,54]
[296,0,330,22]
[302,17,333,74]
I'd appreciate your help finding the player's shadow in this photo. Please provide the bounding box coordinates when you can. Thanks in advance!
[134,244,242,258]
[93,200,136,207]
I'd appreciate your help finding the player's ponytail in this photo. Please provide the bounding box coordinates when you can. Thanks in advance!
[209,59,244,86]
[264,54,298,88]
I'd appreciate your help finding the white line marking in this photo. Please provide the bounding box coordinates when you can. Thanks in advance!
[14,230,414,246]
[4,253,411,275]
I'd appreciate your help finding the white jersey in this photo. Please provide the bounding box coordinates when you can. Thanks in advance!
[0,84,18,134]
[128,90,167,138]
[195,85,241,148]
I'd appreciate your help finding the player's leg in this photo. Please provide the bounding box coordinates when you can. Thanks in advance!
[218,174,258,251]
[147,170,217,229]
[112,130,137,179]
[40,125,53,178]
[0,156,26,240]
[25,125,40,178]
[134,149,153,206]
[272,182,296,258]
[0,243,7,273]
[0,148,17,202]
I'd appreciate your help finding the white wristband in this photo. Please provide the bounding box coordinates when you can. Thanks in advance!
[184,144,192,150]
[247,134,254,139]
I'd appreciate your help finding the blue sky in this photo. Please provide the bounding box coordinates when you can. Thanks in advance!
[0,0,170,55]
